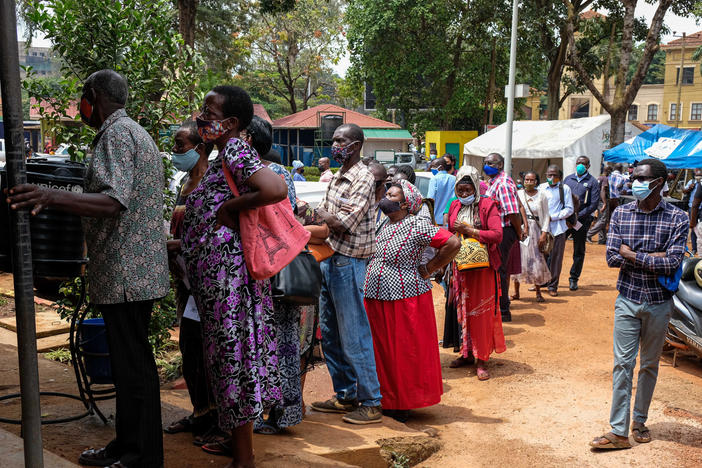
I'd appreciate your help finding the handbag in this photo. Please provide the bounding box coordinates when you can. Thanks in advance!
[522,192,555,256]
[270,249,322,305]
[455,235,490,270]
[222,161,310,280]
[307,242,334,262]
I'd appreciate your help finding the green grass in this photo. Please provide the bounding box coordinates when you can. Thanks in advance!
[44,347,72,363]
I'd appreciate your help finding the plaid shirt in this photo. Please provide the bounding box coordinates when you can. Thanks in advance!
[486,171,520,227]
[608,170,627,199]
[320,160,376,258]
[606,200,688,304]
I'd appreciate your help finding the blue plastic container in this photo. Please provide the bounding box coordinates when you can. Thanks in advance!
[79,318,112,384]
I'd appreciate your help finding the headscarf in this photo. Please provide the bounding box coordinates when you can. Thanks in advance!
[292,160,304,170]
[454,165,482,226]
[396,179,423,215]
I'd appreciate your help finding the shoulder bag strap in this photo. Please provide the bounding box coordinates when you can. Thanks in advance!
[222,160,241,197]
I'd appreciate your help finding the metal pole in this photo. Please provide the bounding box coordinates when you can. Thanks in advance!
[676,32,685,128]
[0,1,44,467]
[504,0,519,176]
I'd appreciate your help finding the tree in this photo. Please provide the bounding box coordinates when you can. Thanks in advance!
[242,0,345,114]
[564,0,698,146]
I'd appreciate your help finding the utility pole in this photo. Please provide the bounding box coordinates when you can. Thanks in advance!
[504,0,519,176]
[676,32,685,128]
[0,0,45,466]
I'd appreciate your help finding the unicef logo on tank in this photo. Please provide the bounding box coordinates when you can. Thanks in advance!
[36,182,84,193]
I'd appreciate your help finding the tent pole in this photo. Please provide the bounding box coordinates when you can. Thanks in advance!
[504,0,519,177]
[0,1,44,466]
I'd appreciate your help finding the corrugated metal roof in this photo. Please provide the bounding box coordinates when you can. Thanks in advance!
[363,128,413,139]
[272,104,400,129]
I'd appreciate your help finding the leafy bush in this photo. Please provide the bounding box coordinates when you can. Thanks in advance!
[44,347,72,363]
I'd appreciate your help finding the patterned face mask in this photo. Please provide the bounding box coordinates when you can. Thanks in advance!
[331,141,359,164]
[196,116,231,143]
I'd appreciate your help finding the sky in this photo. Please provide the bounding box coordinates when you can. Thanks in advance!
[17,3,702,78]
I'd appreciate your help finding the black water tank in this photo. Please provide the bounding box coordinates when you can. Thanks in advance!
[320,114,343,140]
[0,158,87,279]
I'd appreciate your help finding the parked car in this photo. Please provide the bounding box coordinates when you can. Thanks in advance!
[394,152,416,169]
[414,171,432,198]
[0,139,5,164]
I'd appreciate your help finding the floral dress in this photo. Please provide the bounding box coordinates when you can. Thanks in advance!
[182,138,282,430]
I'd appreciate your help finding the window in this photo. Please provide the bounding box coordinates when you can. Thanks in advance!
[39,52,45,57]
[676,66,695,85]
[691,103,702,121]
[647,104,658,121]
[570,98,590,119]
[628,105,638,121]
[670,103,683,121]
[31,52,37,56]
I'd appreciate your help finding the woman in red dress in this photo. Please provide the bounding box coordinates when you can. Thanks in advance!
[447,165,506,380]
[364,180,460,422]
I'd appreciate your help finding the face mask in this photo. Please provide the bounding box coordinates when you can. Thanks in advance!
[458,195,475,205]
[378,197,403,215]
[171,148,201,172]
[331,141,358,164]
[80,96,93,125]
[576,164,587,176]
[484,164,499,176]
[632,179,656,200]
[431,168,438,176]
[196,116,231,143]
[517,184,524,189]
[547,176,557,186]
[695,176,702,181]
[524,182,536,190]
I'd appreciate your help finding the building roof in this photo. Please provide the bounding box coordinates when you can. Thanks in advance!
[272,104,400,129]
[580,10,606,20]
[253,104,273,124]
[29,97,79,120]
[663,31,702,49]
[363,129,413,139]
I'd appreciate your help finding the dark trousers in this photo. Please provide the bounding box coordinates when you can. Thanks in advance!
[498,225,518,318]
[690,207,698,251]
[569,217,593,282]
[587,203,609,242]
[545,233,567,292]
[101,301,163,468]
[180,317,214,418]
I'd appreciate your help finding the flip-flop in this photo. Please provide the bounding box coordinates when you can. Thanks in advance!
[449,356,475,368]
[528,286,536,292]
[536,295,545,303]
[632,424,652,443]
[547,290,558,297]
[201,438,232,457]
[164,416,193,434]
[254,421,281,435]
[589,432,632,450]
[476,366,489,381]
[510,295,520,301]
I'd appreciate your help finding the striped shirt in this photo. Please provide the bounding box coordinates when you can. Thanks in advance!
[486,171,520,227]
[320,160,376,258]
[606,200,688,304]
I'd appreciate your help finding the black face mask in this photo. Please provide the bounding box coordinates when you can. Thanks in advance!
[378,197,402,215]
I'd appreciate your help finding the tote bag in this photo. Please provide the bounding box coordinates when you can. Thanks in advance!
[222,161,310,280]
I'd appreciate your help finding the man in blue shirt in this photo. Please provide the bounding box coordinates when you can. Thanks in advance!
[427,158,456,225]
[538,164,574,296]
[591,158,687,450]
[564,156,600,291]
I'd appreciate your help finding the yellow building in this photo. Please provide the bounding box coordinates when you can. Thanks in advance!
[661,31,702,129]
[424,130,478,168]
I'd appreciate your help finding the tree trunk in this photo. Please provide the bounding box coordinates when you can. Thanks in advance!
[546,74,561,120]
[600,21,616,114]
[177,0,198,48]
[482,38,497,130]
[610,109,626,147]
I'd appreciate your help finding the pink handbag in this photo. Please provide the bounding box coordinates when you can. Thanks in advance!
[222,161,310,280]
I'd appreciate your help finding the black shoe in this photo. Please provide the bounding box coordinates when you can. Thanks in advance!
[78,448,119,467]
[501,313,512,323]
[311,396,359,413]
[569,279,578,291]
[597,239,606,245]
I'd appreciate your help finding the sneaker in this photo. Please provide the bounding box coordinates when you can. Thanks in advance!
[311,396,358,414]
[342,405,382,425]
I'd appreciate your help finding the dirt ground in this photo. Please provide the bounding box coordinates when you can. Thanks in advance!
[1,241,702,467]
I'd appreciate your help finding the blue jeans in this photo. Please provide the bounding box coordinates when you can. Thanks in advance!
[609,295,672,436]
[319,254,381,407]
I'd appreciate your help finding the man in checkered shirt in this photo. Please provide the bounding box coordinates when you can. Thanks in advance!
[311,123,383,425]
[484,153,524,322]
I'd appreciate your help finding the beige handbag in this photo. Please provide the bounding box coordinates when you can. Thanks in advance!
[455,235,490,270]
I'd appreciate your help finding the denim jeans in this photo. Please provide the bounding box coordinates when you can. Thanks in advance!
[319,254,382,407]
[609,295,672,436]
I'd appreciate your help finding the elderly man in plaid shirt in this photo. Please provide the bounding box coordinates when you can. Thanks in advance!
[311,123,383,425]
[590,159,688,450]
[484,153,524,322]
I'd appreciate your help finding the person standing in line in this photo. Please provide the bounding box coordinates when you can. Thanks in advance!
[564,156,600,291]
[318,157,334,183]
[292,159,306,181]
[538,164,574,297]
[587,165,612,245]
[7,70,169,468]
[428,157,456,224]
[683,168,702,255]
[311,123,383,425]
[443,153,457,176]
[609,163,627,213]
[590,159,687,450]
[483,152,523,322]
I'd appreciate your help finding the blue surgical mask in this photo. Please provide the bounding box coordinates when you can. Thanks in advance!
[484,164,500,176]
[458,195,475,205]
[431,168,438,176]
[576,164,587,176]
[632,179,655,200]
[171,148,201,172]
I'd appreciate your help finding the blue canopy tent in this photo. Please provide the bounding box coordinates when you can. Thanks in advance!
[604,124,702,169]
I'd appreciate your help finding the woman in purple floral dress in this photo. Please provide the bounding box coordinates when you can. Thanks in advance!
[182,86,288,468]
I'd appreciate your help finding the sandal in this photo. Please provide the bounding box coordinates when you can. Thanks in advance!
[193,426,228,447]
[201,438,232,457]
[536,295,545,303]
[449,355,475,368]
[254,420,281,435]
[510,294,520,301]
[589,432,632,450]
[632,423,652,443]
[547,290,558,297]
[476,366,489,381]
[164,416,193,434]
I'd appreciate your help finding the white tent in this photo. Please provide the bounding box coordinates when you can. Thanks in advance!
[463,115,642,178]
